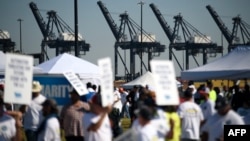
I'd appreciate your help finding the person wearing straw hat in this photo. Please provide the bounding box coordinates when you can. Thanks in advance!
[22,81,46,141]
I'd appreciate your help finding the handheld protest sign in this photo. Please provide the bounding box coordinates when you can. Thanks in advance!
[4,53,33,105]
[98,57,114,107]
[63,70,88,96]
[150,60,179,105]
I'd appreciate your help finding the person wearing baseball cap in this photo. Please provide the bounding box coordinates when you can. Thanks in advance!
[201,97,245,141]
[199,86,215,123]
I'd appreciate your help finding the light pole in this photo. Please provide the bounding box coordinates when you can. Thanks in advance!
[17,18,23,53]
[138,1,144,75]
[74,0,79,57]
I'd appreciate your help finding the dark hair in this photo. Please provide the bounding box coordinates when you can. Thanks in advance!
[133,85,138,89]
[197,84,206,91]
[86,82,92,88]
[214,87,220,95]
[143,97,156,107]
[42,99,59,114]
[188,80,194,86]
[206,80,213,87]
[184,88,193,98]
[136,105,153,121]
[92,84,97,90]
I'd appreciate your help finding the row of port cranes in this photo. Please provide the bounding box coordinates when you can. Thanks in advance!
[98,1,250,81]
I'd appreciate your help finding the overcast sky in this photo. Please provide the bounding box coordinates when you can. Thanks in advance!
[1,0,249,76]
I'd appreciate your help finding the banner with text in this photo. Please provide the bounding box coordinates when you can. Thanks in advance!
[150,60,179,105]
[98,57,114,107]
[4,53,33,105]
[33,75,72,105]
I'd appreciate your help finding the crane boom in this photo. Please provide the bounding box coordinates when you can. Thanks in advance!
[206,5,233,44]
[29,2,48,38]
[97,1,120,41]
[149,3,174,43]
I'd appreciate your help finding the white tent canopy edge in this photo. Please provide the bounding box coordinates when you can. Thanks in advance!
[181,46,250,81]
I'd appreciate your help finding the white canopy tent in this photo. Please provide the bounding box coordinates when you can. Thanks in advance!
[122,71,182,89]
[181,46,250,80]
[35,53,101,85]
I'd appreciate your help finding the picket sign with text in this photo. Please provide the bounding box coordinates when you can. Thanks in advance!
[4,53,33,105]
[63,70,88,96]
[98,57,114,107]
[150,60,180,105]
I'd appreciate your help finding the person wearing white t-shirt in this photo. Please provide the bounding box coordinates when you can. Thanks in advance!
[136,105,158,141]
[113,88,123,114]
[199,87,216,123]
[201,97,245,141]
[132,95,169,141]
[22,81,46,141]
[0,97,16,141]
[37,99,61,141]
[119,87,130,118]
[83,92,113,141]
[178,88,204,141]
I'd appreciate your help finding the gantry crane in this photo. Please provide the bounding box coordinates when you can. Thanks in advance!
[97,1,165,81]
[150,3,223,70]
[0,29,15,53]
[29,2,90,63]
[206,5,250,53]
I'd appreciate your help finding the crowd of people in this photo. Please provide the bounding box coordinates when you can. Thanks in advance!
[0,79,249,141]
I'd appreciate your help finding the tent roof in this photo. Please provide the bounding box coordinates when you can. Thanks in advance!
[181,46,250,80]
[36,53,100,75]
[122,71,181,89]
[122,71,155,89]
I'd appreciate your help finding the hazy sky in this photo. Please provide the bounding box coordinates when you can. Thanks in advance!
[1,0,249,76]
